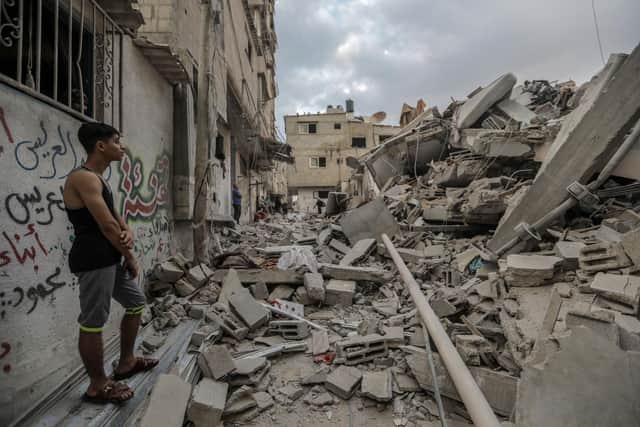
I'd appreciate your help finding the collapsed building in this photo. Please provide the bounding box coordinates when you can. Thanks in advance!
[8,36,640,427]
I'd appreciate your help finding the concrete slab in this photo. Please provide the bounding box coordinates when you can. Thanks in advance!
[360,369,393,402]
[490,50,640,252]
[141,374,191,427]
[217,268,245,308]
[268,285,295,301]
[340,238,377,266]
[589,273,640,315]
[554,241,586,269]
[229,290,270,330]
[198,344,236,380]
[621,227,640,267]
[250,281,269,300]
[187,378,228,427]
[496,98,537,127]
[516,327,640,427]
[325,366,363,399]
[210,269,304,285]
[320,263,392,283]
[339,198,400,244]
[455,73,517,129]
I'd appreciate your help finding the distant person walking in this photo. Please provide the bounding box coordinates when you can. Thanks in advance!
[232,184,242,223]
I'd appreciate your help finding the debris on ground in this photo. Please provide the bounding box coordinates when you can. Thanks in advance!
[138,49,640,427]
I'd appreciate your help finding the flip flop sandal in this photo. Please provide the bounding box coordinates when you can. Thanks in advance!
[112,357,159,381]
[82,381,134,405]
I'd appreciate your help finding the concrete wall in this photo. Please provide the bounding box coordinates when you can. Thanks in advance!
[0,37,174,424]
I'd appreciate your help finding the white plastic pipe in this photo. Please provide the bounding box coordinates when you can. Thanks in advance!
[382,234,501,427]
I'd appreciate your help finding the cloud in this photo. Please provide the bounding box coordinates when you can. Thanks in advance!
[274,0,640,135]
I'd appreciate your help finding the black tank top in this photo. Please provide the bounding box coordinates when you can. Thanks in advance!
[66,167,121,273]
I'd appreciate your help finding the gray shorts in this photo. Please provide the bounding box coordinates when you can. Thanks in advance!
[76,263,146,332]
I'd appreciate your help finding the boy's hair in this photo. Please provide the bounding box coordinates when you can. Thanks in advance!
[77,122,119,153]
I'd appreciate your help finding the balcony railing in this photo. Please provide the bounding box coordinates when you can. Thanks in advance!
[0,0,124,128]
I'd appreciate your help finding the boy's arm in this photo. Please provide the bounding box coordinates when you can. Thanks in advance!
[113,211,134,248]
[74,173,138,275]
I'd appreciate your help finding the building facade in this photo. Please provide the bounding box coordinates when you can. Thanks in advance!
[285,101,400,213]
[0,0,285,423]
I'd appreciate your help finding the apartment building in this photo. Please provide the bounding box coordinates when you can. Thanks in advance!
[286,101,400,213]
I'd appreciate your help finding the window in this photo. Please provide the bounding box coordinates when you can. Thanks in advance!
[298,122,318,134]
[334,123,342,130]
[314,191,330,199]
[352,137,367,148]
[309,157,326,168]
[0,0,124,124]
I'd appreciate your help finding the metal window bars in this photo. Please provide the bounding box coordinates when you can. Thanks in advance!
[0,0,123,129]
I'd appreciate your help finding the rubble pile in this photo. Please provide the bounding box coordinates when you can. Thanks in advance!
[137,47,640,427]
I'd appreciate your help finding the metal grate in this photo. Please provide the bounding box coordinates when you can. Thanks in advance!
[0,0,124,128]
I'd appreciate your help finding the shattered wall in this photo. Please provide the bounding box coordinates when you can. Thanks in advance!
[0,38,174,424]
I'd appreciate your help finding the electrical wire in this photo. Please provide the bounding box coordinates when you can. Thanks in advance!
[591,0,606,65]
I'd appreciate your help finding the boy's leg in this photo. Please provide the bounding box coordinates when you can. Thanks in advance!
[77,265,129,397]
[112,263,155,376]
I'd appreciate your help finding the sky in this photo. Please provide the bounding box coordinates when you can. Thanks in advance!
[273,0,640,138]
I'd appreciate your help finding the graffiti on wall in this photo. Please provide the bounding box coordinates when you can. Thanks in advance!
[1,102,171,323]
[118,149,170,223]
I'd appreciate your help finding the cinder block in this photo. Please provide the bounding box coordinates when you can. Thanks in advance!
[154,261,184,282]
[325,366,362,399]
[579,243,632,274]
[304,272,325,302]
[198,344,236,380]
[206,305,249,340]
[187,378,228,427]
[312,329,330,355]
[141,374,191,427]
[250,281,269,300]
[229,291,270,330]
[361,369,393,402]
[335,334,388,365]
[187,264,214,287]
[268,320,310,339]
[325,279,356,306]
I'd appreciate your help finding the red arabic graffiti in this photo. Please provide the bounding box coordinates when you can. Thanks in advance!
[117,150,170,222]
[0,224,49,271]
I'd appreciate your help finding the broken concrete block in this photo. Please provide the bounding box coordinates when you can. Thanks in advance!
[174,278,196,297]
[325,279,356,306]
[329,239,351,254]
[187,378,228,427]
[229,291,270,330]
[190,324,219,348]
[189,305,206,319]
[303,272,325,303]
[360,369,393,402]
[554,241,586,270]
[141,374,192,427]
[339,238,377,266]
[339,198,400,244]
[312,329,330,355]
[496,98,538,127]
[269,285,296,301]
[142,334,166,353]
[325,366,363,399]
[294,286,312,305]
[335,334,388,365]
[250,281,269,300]
[393,371,420,392]
[154,261,185,283]
[490,50,640,253]
[621,227,640,268]
[268,320,310,339]
[455,73,517,130]
[382,326,405,348]
[187,264,214,288]
[233,357,267,376]
[228,359,270,387]
[454,334,494,366]
[505,254,563,287]
[218,268,246,307]
[372,297,399,317]
[319,263,392,283]
[423,244,446,258]
[456,247,482,272]
[565,304,620,346]
[205,305,249,340]
[305,392,334,407]
[302,368,329,385]
[317,227,333,246]
[223,386,257,416]
[198,345,236,380]
[579,242,632,274]
[589,273,640,315]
